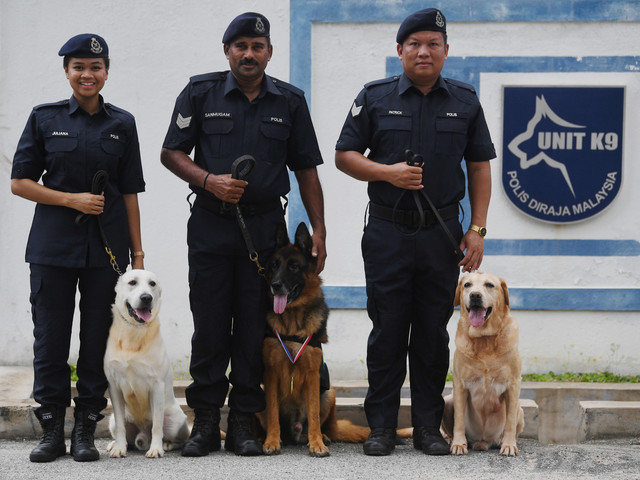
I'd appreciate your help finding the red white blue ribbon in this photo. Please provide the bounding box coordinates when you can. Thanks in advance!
[273,329,312,364]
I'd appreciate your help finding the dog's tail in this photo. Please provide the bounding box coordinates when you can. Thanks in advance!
[396,427,413,438]
[135,432,150,451]
[332,419,370,443]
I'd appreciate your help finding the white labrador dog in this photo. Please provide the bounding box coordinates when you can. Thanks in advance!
[104,270,189,458]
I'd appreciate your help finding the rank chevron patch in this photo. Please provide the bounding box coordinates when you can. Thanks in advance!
[176,113,192,129]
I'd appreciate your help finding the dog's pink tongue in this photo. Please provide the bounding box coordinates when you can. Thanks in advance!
[469,307,486,327]
[135,309,152,323]
[273,295,288,314]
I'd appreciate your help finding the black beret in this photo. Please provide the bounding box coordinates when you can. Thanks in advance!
[58,33,109,57]
[396,8,446,44]
[222,12,270,44]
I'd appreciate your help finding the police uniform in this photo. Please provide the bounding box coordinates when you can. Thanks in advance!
[336,14,495,432]
[11,35,145,413]
[162,68,323,414]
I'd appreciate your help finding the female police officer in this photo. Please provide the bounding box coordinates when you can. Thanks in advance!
[11,34,146,462]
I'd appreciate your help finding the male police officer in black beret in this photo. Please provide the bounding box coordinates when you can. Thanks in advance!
[336,8,494,456]
[161,12,326,457]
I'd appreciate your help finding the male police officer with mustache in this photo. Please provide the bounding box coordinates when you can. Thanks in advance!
[161,12,326,457]
[336,8,494,456]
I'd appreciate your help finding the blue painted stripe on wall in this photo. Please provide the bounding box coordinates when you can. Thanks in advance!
[323,286,640,311]
[386,56,640,93]
[486,239,640,256]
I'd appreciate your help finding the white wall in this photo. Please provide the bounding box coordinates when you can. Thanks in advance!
[1,1,639,379]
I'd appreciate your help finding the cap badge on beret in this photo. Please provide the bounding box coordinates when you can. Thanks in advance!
[90,37,103,55]
[255,17,266,34]
[435,11,445,28]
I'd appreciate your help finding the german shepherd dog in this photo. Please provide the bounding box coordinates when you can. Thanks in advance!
[257,222,369,457]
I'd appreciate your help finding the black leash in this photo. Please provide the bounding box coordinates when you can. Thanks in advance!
[227,155,266,277]
[75,170,123,276]
[393,150,465,262]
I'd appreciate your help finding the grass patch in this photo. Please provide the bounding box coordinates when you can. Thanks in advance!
[70,364,78,382]
[445,371,640,383]
[521,371,640,383]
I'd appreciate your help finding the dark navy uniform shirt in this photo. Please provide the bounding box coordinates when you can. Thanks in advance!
[162,71,323,204]
[11,95,145,268]
[336,73,496,209]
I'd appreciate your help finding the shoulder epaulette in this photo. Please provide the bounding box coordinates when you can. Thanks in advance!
[444,78,479,104]
[190,71,226,84]
[364,76,399,89]
[270,77,304,97]
[33,100,68,111]
[105,103,135,119]
[444,78,476,93]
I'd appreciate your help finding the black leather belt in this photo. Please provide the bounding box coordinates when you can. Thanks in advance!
[194,194,281,218]
[369,202,458,229]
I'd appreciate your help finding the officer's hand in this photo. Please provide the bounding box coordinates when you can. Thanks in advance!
[387,162,423,190]
[458,230,484,272]
[311,230,327,274]
[72,192,105,215]
[207,173,248,204]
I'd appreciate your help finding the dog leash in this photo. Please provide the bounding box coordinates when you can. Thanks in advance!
[226,155,266,277]
[392,150,465,262]
[75,170,123,276]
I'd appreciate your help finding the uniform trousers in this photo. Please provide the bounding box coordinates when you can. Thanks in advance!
[29,263,118,411]
[361,216,462,429]
[185,205,282,414]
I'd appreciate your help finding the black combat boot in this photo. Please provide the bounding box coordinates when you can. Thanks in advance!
[181,408,221,457]
[30,405,67,462]
[363,427,396,456]
[224,411,262,456]
[70,408,104,461]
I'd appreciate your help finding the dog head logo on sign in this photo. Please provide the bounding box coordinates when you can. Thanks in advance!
[502,87,623,223]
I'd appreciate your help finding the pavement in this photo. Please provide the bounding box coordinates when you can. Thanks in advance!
[1,366,640,479]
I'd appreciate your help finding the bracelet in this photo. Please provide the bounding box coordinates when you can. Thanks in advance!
[131,251,145,258]
[203,172,212,189]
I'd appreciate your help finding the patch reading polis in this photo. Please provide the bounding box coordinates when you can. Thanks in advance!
[502,87,623,223]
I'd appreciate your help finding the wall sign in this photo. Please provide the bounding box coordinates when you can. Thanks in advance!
[502,86,624,223]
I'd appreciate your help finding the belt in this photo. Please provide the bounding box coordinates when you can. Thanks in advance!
[369,202,458,229]
[194,194,281,218]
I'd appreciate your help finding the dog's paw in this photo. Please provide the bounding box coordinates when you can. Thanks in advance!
[450,443,468,455]
[308,440,330,458]
[107,440,128,458]
[262,439,281,455]
[500,443,519,456]
[145,446,165,458]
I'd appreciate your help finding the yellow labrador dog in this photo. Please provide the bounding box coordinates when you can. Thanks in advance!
[104,270,189,458]
[442,272,524,456]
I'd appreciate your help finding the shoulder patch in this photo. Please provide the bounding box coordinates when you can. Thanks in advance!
[364,76,399,89]
[33,100,68,111]
[270,77,304,97]
[190,71,226,85]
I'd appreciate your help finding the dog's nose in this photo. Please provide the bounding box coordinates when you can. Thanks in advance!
[271,281,282,292]
[139,293,153,306]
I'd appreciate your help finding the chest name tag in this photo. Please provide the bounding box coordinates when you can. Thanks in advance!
[205,112,231,118]
[51,131,69,136]
[388,110,403,115]
[110,134,120,140]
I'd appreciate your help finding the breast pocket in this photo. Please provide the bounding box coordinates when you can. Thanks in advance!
[43,131,79,184]
[376,114,412,157]
[100,133,128,179]
[202,117,234,157]
[435,116,468,156]
[260,117,291,164]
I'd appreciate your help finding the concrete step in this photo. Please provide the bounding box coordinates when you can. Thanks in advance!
[1,396,540,441]
[578,401,640,441]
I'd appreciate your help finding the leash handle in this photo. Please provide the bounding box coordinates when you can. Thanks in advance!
[228,155,265,276]
[404,150,465,262]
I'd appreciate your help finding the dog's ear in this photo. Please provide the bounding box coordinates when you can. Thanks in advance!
[275,221,290,249]
[294,222,313,257]
[453,277,462,307]
[500,277,510,309]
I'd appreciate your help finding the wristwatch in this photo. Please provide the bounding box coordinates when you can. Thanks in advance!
[469,224,487,237]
